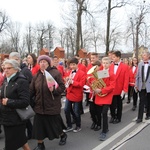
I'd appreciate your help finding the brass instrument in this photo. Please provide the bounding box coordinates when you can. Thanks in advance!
[65,72,74,88]
[87,65,107,97]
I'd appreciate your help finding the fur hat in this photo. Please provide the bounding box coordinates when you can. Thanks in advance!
[37,55,51,65]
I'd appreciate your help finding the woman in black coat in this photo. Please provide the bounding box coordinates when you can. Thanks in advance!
[0,59,30,150]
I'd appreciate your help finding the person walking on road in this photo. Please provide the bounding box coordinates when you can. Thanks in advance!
[135,52,150,123]
[0,59,31,150]
[30,55,67,150]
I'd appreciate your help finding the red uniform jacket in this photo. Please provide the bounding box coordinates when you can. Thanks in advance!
[95,70,116,105]
[31,64,40,76]
[66,69,86,102]
[109,62,129,95]
[129,66,138,86]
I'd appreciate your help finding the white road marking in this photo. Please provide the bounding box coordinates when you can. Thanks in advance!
[93,118,150,150]
[92,120,136,150]
[110,119,150,150]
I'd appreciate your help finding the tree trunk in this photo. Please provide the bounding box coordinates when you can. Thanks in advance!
[105,0,111,55]
[76,10,82,55]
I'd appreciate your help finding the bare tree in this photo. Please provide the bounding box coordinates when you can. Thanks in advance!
[58,27,76,57]
[105,0,129,55]
[126,1,150,59]
[24,23,35,54]
[35,22,55,55]
[6,21,21,52]
[0,10,9,34]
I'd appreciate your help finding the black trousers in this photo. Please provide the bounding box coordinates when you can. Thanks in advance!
[89,102,101,126]
[128,85,138,106]
[110,95,123,121]
[138,90,150,120]
[96,105,109,133]
[133,88,138,107]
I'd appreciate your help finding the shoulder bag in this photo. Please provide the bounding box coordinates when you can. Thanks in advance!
[16,105,35,121]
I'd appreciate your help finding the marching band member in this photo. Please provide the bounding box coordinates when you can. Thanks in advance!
[87,61,102,131]
[86,52,102,131]
[109,51,129,124]
[128,57,138,110]
[94,57,116,141]
[63,57,86,133]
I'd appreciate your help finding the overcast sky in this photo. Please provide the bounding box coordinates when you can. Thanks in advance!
[0,0,67,27]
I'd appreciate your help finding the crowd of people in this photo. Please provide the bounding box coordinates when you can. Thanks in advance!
[0,50,150,150]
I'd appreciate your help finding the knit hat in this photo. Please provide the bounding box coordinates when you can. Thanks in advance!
[37,55,51,65]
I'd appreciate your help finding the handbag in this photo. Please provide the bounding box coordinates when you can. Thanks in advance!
[16,105,35,121]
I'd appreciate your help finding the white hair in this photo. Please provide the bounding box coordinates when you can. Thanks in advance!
[3,59,21,71]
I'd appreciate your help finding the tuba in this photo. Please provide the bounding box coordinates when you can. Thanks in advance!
[87,65,107,97]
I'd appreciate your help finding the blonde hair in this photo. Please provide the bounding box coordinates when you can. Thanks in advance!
[102,57,111,63]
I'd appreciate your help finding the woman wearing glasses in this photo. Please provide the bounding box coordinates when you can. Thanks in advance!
[0,59,31,150]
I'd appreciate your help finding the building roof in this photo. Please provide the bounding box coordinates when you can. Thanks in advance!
[55,47,65,51]
[41,48,49,52]
[79,49,87,53]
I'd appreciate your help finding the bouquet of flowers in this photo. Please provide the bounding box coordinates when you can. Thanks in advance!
[44,70,58,100]
[44,70,58,89]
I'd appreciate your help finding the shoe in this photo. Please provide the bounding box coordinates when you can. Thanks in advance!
[126,101,130,104]
[90,122,96,129]
[109,118,114,123]
[94,125,101,131]
[73,127,81,133]
[63,127,73,133]
[99,132,107,141]
[145,116,150,120]
[59,133,67,145]
[113,119,121,124]
[136,119,142,123]
[132,106,136,111]
[33,142,45,150]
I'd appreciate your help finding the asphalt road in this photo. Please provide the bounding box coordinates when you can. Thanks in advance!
[0,95,150,150]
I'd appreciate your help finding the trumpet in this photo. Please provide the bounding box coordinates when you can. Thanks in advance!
[65,73,74,88]
[87,65,107,97]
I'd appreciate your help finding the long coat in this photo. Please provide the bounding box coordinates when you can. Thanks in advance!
[0,72,30,126]
[30,66,65,115]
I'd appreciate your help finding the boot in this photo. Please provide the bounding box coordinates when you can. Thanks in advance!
[33,142,45,150]
[59,133,67,145]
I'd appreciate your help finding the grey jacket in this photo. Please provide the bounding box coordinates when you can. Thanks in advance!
[135,60,150,92]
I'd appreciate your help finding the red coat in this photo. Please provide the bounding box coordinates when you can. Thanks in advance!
[95,70,116,105]
[57,65,64,77]
[31,64,40,76]
[129,66,138,86]
[78,63,87,73]
[109,62,129,95]
[66,69,86,102]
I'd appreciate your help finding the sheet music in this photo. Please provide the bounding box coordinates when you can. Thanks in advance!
[97,70,109,79]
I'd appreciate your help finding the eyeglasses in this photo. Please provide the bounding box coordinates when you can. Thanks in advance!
[3,67,14,70]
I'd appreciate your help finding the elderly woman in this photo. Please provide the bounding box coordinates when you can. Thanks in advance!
[30,55,66,150]
[0,59,30,150]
